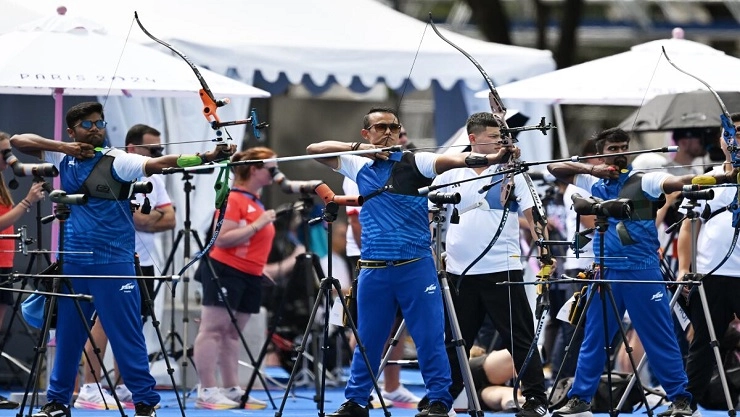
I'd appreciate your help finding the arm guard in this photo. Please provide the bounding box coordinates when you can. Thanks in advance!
[465,153,488,168]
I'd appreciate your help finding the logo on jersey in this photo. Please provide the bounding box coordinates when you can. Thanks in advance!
[119,282,136,293]
[424,284,437,294]
[650,291,663,301]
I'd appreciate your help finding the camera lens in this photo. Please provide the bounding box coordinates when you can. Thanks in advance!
[428,192,461,205]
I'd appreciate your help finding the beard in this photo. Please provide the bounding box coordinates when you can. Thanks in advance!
[614,155,628,170]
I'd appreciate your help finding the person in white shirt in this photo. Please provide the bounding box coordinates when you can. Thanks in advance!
[431,112,551,417]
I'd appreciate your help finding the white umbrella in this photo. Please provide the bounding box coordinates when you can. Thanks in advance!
[479,29,740,106]
[0,9,270,259]
[0,12,270,101]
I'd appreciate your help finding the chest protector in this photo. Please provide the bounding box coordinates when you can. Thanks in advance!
[75,155,135,201]
[618,172,665,220]
[611,172,665,245]
[363,152,433,201]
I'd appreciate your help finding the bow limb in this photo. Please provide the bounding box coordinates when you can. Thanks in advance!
[662,46,740,277]
[427,14,508,133]
[661,46,738,167]
[429,15,552,404]
[134,12,225,129]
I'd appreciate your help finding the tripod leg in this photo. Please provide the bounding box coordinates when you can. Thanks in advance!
[439,272,483,416]
[18,279,61,416]
[275,278,389,417]
[600,283,652,415]
[615,288,686,411]
[377,318,406,378]
[138,277,186,417]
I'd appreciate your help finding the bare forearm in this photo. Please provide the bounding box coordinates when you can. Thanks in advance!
[133,207,176,233]
[547,162,592,183]
[676,219,696,274]
[10,134,67,158]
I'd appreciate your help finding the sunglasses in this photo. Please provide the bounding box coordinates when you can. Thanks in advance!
[365,123,402,134]
[147,146,164,157]
[74,120,107,130]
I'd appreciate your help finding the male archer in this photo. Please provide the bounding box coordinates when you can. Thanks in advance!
[307,107,518,417]
[11,101,234,417]
[430,112,551,416]
[676,112,740,412]
[547,127,734,417]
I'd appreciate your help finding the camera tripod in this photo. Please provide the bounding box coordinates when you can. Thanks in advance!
[275,202,385,417]
[160,172,203,396]
[243,196,320,404]
[0,179,53,385]
[547,213,656,417]
[615,192,736,415]
[429,201,483,417]
[17,201,121,417]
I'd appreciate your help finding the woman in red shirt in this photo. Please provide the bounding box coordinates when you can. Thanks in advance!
[0,131,44,409]
[193,146,277,410]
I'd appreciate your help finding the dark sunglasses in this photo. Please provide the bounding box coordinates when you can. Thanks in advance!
[148,146,164,157]
[74,120,107,130]
[365,123,402,134]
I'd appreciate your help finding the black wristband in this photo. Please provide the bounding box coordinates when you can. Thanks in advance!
[465,154,488,168]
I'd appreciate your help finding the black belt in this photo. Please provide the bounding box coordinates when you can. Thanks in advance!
[357,258,421,269]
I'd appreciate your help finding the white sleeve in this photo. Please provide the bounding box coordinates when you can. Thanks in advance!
[642,172,671,198]
[414,152,438,178]
[514,174,535,212]
[109,149,147,181]
[336,155,371,181]
[573,174,598,194]
[149,175,172,208]
[44,151,64,168]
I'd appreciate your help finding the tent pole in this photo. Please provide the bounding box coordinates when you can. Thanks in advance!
[51,88,64,262]
[554,102,569,158]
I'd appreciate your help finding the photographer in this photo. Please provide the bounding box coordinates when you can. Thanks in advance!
[546,127,735,417]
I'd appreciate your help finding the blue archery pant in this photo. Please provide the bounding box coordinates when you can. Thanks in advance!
[345,257,453,408]
[568,268,690,403]
[47,262,160,406]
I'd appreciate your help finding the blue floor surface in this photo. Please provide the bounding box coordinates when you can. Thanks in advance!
[0,367,734,417]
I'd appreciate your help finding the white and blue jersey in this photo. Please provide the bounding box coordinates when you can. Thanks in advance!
[338,151,437,260]
[334,151,453,409]
[42,147,159,407]
[45,149,147,264]
[575,168,669,270]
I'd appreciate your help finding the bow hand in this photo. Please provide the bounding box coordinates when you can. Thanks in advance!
[204,143,236,163]
[590,163,620,180]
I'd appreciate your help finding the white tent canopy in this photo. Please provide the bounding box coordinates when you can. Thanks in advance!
[481,32,740,106]
[3,0,555,91]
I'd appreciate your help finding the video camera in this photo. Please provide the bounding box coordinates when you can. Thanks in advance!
[572,193,633,220]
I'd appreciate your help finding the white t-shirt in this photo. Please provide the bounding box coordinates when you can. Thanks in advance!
[562,183,594,271]
[133,174,172,267]
[342,176,362,258]
[679,166,740,276]
[431,166,534,275]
